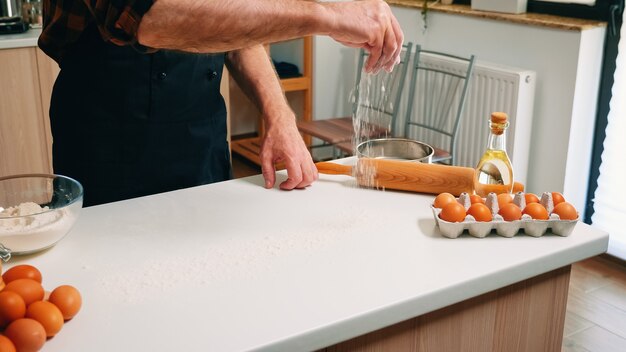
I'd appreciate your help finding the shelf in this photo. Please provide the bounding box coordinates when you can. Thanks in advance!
[230,36,313,167]
[280,76,311,92]
[230,137,285,170]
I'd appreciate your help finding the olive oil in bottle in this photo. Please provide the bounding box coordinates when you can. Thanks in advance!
[474,112,514,197]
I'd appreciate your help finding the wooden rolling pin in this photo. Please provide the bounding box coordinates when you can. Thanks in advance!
[316,159,523,196]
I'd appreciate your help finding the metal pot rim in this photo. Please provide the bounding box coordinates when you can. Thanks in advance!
[356,138,434,163]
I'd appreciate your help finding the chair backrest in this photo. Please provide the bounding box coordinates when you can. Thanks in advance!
[403,45,475,165]
[351,42,413,144]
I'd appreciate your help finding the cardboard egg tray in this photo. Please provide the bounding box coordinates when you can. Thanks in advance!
[432,192,579,239]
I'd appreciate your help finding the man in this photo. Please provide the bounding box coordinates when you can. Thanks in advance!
[39,0,404,206]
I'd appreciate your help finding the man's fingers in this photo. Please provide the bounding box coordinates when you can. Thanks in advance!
[378,26,397,73]
[260,155,276,189]
[295,162,319,189]
[365,40,382,73]
[366,16,401,73]
[392,14,404,55]
[386,16,404,72]
[279,159,303,190]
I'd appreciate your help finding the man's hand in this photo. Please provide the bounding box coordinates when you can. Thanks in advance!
[325,0,404,73]
[139,0,404,73]
[226,45,318,190]
[260,113,318,190]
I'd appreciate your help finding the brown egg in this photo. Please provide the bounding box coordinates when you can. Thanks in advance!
[467,203,492,222]
[0,291,26,328]
[48,285,82,320]
[499,203,522,221]
[524,193,540,204]
[0,335,16,352]
[0,262,5,291]
[469,194,485,204]
[523,202,549,220]
[497,193,513,209]
[4,318,46,352]
[3,279,44,307]
[26,301,64,338]
[552,202,578,220]
[434,193,456,209]
[439,202,467,223]
[552,192,566,206]
[2,265,43,285]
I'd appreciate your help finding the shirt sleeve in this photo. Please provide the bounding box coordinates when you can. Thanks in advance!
[86,0,155,51]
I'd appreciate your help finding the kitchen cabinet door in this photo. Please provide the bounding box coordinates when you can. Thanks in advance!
[0,47,56,177]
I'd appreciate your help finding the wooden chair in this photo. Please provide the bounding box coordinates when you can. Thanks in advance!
[297,42,413,158]
[401,45,475,165]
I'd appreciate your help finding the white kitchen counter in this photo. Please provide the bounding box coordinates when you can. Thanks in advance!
[5,165,608,351]
[0,28,40,49]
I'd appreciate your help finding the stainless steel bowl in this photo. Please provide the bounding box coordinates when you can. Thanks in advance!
[356,138,434,163]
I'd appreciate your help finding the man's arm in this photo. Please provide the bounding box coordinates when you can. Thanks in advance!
[138,0,403,73]
[225,45,318,190]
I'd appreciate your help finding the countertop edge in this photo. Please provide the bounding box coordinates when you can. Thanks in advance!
[251,225,609,352]
[387,1,607,31]
[0,28,41,50]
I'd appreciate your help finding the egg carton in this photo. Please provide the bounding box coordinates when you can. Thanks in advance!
[432,192,579,239]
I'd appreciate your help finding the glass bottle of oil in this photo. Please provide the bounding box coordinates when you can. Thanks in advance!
[473,112,514,197]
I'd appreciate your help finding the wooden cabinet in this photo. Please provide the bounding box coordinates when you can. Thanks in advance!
[0,47,59,177]
[229,36,313,167]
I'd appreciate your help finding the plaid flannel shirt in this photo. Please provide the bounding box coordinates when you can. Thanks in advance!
[38,0,154,63]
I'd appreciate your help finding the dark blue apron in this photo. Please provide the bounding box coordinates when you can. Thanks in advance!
[50,26,231,206]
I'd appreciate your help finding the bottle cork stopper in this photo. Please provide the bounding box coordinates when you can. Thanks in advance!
[491,112,508,124]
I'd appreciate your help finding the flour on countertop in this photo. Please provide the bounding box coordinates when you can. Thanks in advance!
[97,207,375,304]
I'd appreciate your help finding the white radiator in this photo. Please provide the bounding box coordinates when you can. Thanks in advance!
[399,57,536,185]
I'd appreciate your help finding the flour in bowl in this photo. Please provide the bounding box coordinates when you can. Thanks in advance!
[0,202,54,228]
[0,202,74,253]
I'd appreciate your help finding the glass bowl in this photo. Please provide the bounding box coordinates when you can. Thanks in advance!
[0,174,83,258]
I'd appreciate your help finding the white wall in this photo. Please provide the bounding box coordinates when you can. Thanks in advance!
[312,7,606,217]
[312,36,358,121]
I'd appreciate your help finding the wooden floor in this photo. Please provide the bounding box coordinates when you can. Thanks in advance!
[231,158,626,352]
[563,255,626,352]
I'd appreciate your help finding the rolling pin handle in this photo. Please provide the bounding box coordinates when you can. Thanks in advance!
[315,162,353,176]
